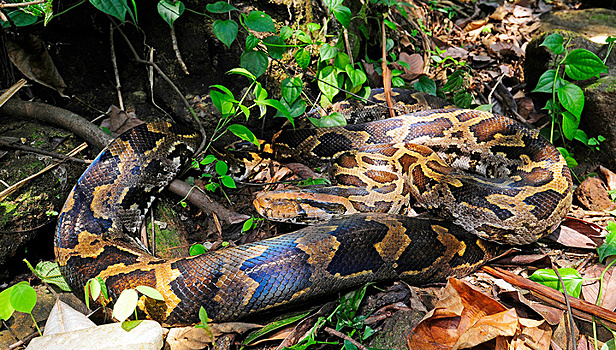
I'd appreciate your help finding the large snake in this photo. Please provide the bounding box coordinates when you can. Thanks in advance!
[55,103,573,326]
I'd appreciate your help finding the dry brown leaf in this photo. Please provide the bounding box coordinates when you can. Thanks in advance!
[167,323,261,350]
[600,166,616,191]
[510,318,551,350]
[463,18,489,32]
[547,218,605,248]
[453,308,519,349]
[6,34,67,96]
[398,52,424,80]
[497,290,563,326]
[407,278,510,349]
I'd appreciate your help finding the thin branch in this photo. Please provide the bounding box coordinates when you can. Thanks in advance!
[110,23,124,110]
[170,25,189,75]
[0,0,46,8]
[0,139,89,164]
[324,327,369,350]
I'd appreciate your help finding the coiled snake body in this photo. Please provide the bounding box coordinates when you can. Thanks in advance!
[55,107,572,326]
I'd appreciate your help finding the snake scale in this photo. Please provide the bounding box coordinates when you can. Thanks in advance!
[55,93,573,326]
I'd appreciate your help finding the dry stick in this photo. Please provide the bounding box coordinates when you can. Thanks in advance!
[109,18,207,156]
[0,0,46,8]
[0,139,89,164]
[481,266,616,329]
[0,99,245,226]
[324,327,369,350]
[551,264,576,350]
[381,19,396,119]
[170,25,189,75]
[109,23,124,110]
[0,142,88,201]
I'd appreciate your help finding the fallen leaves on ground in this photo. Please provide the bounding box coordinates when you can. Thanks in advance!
[408,278,551,350]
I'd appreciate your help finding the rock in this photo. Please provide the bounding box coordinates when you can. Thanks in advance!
[26,320,163,350]
[574,176,616,211]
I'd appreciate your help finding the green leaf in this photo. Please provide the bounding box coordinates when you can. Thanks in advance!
[227,67,256,82]
[200,154,217,165]
[574,129,589,145]
[345,66,366,88]
[557,81,584,117]
[199,306,208,324]
[344,340,358,350]
[319,43,338,61]
[0,287,15,321]
[286,98,306,118]
[97,276,108,299]
[157,0,184,26]
[244,311,311,345]
[89,0,126,22]
[220,175,236,188]
[228,124,259,147]
[295,30,312,44]
[89,278,101,303]
[240,50,268,78]
[210,90,235,117]
[295,48,311,69]
[561,111,579,141]
[135,286,164,300]
[384,18,396,30]
[263,35,286,60]
[260,98,293,123]
[317,66,343,103]
[205,1,237,13]
[9,282,36,313]
[245,34,259,51]
[213,19,238,48]
[320,112,347,127]
[528,268,583,297]
[112,289,138,323]
[565,49,608,80]
[121,320,142,332]
[2,11,37,27]
[34,261,71,291]
[279,26,293,41]
[475,104,495,112]
[334,52,350,71]
[242,217,254,232]
[245,11,275,33]
[215,160,228,175]
[540,33,564,55]
[598,221,616,263]
[281,77,303,104]
[392,76,405,87]
[453,91,472,109]
[413,76,437,95]
[601,338,616,350]
[333,5,351,28]
[189,243,207,256]
[307,22,320,32]
[532,69,557,93]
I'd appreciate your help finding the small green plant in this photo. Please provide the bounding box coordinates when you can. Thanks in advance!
[189,243,208,256]
[532,33,608,166]
[0,281,41,335]
[195,306,215,341]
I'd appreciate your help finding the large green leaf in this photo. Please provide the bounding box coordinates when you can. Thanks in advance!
[227,124,259,147]
[528,268,582,297]
[245,11,275,32]
[240,50,268,78]
[561,110,579,141]
[205,1,237,13]
[332,5,351,28]
[557,81,584,117]
[413,76,437,95]
[565,49,607,80]
[598,221,616,263]
[157,0,184,26]
[0,288,15,321]
[532,69,557,93]
[295,48,311,69]
[317,66,343,103]
[89,0,127,22]
[9,282,36,313]
[281,77,302,104]
[213,19,238,48]
[112,289,138,323]
[540,33,564,55]
[263,35,286,60]
[34,261,71,291]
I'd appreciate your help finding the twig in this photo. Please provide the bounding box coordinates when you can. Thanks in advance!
[482,266,616,329]
[110,23,124,110]
[0,139,89,164]
[324,327,369,350]
[0,0,46,8]
[381,19,396,119]
[551,261,576,350]
[170,25,189,75]
[108,17,206,156]
[0,142,87,201]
